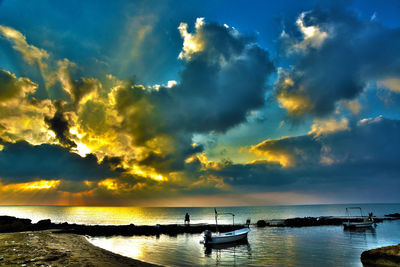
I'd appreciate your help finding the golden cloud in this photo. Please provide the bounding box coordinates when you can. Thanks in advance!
[0,69,38,102]
[275,70,314,116]
[308,118,349,137]
[294,12,328,50]
[0,25,49,67]
[178,18,206,60]
[249,138,296,167]
[378,78,400,93]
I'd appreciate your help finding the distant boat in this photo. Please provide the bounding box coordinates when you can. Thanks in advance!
[343,207,374,229]
[203,209,250,245]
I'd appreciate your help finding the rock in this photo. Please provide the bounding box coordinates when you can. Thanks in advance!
[385,213,400,218]
[37,219,52,227]
[361,243,400,266]
[256,220,268,227]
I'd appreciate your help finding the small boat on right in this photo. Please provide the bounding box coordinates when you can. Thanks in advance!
[343,207,374,229]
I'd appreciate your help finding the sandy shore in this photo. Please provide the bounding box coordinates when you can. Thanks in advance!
[0,230,161,266]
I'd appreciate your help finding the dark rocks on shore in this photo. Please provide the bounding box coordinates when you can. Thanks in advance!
[361,243,400,266]
[256,216,390,227]
[256,220,268,227]
[0,216,32,232]
[0,215,245,237]
[385,213,400,218]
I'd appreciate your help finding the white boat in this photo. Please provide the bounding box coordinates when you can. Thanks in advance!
[343,207,374,229]
[204,227,250,244]
[203,209,250,245]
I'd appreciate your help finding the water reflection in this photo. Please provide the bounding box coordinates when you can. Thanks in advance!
[344,226,377,241]
[204,240,252,266]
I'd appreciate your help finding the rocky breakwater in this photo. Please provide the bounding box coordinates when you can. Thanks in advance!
[0,215,245,237]
[256,216,392,227]
[361,243,400,266]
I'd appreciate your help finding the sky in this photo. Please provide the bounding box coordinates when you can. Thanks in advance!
[0,0,400,206]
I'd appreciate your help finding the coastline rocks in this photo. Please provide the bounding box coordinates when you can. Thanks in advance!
[255,216,389,227]
[256,220,268,227]
[0,216,245,237]
[37,219,52,227]
[0,216,32,232]
[361,243,400,266]
[385,213,400,218]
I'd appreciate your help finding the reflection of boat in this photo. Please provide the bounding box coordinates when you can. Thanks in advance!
[203,209,250,245]
[204,239,250,256]
[343,207,374,229]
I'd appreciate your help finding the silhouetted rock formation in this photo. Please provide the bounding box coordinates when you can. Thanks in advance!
[256,216,391,227]
[0,216,245,237]
[361,243,400,266]
[385,213,400,218]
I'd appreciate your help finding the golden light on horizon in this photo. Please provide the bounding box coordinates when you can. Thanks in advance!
[131,165,166,182]
[2,180,62,191]
[22,180,60,190]
[98,178,119,191]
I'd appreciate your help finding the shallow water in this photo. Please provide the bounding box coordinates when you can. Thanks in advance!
[1,204,399,266]
[90,220,400,267]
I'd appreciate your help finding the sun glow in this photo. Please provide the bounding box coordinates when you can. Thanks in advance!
[131,166,166,181]
[74,142,91,157]
[18,180,60,190]
[98,178,119,191]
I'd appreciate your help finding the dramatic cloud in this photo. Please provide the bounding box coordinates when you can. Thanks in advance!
[275,5,400,117]
[0,25,49,67]
[0,140,117,182]
[1,1,399,205]
[45,100,76,148]
[0,69,37,102]
[113,18,275,173]
[232,116,400,196]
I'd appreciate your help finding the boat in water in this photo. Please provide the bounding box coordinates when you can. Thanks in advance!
[203,209,250,245]
[343,207,374,229]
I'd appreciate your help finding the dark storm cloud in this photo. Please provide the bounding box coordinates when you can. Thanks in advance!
[0,140,117,182]
[173,22,275,133]
[116,20,274,172]
[212,117,400,192]
[276,4,400,116]
[118,21,275,137]
[44,100,76,148]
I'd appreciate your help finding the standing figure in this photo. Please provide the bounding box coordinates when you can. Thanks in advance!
[184,212,190,225]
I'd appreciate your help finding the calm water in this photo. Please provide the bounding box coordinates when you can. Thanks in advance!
[0,204,399,266]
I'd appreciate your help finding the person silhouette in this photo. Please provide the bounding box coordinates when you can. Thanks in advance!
[184,213,190,225]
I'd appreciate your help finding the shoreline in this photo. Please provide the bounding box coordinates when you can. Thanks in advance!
[0,230,161,266]
[1,215,400,237]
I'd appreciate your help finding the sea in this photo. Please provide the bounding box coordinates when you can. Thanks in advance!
[0,204,399,267]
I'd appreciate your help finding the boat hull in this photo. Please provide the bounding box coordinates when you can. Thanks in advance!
[343,221,374,228]
[204,228,250,244]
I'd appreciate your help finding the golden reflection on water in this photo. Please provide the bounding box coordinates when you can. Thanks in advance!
[0,206,158,225]
[61,206,150,225]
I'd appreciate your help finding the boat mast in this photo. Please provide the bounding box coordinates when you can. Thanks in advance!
[214,208,219,233]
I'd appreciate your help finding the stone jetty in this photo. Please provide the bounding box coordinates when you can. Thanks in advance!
[0,215,244,237]
[256,215,399,227]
